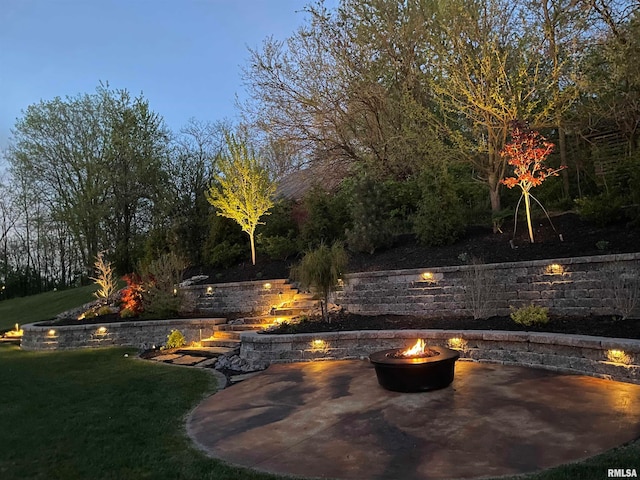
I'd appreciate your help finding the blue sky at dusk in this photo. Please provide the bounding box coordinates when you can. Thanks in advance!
[0,0,335,165]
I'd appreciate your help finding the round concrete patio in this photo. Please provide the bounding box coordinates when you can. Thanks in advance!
[188,360,640,480]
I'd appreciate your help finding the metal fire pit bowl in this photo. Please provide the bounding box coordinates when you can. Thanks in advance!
[369,346,460,392]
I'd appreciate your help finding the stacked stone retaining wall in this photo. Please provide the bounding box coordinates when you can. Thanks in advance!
[21,318,226,351]
[240,330,640,384]
[182,279,297,315]
[334,253,640,318]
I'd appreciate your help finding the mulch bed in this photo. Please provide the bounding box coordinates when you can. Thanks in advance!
[266,313,640,340]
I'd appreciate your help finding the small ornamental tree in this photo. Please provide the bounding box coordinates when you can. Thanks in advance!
[291,242,347,322]
[206,135,275,265]
[90,251,117,301]
[500,124,564,243]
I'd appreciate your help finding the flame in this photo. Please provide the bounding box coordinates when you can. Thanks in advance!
[402,339,426,357]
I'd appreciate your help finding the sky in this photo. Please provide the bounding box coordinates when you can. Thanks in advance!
[0,0,336,168]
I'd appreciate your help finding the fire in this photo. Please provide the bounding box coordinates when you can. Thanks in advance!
[402,339,427,357]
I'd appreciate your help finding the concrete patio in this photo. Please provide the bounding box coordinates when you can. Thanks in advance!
[188,359,640,480]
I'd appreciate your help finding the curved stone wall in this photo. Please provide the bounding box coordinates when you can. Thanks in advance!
[21,318,226,351]
[240,329,640,385]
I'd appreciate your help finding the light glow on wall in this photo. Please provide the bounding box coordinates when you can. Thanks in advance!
[447,337,468,351]
[310,339,329,353]
[421,272,435,282]
[545,263,564,275]
[47,329,56,337]
[606,349,632,365]
[263,282,272,290]
[97,327,107,335]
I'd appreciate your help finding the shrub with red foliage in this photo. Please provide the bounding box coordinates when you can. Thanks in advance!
[120,273,144,317]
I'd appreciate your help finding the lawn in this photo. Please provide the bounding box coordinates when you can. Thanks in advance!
[0,343,638,480]
[0,285,98,331]
[0,344,286,480]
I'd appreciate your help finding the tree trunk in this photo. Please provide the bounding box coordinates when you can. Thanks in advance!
[488,172,502,233]
[524,191,534,244]
[249,231,256,265]
[558,126,569,199]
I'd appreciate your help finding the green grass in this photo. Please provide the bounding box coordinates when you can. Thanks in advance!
[0,285,97,331]
[0,344,287,480]
[0,344,637,480]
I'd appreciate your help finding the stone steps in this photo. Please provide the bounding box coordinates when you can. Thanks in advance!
[201,338,241,349]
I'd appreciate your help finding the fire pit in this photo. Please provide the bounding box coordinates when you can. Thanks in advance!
[369,339,460,392]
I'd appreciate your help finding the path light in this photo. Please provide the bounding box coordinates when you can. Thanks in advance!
[545,263,564,275]
[48,329,56,337]
[263,282,272,290]
[206,286,214,295]
[97,326,107,335]
[173,288,178,296]
[606,349,632,365]
[447,337,468,351]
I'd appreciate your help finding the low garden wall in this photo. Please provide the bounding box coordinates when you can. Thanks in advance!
[240,329,640,385]
[21,318,226,351]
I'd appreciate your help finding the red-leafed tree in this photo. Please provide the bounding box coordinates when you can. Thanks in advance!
[501,123,564,244]
[120,273,144,317]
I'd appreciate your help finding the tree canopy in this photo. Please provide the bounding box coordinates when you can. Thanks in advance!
[205,135,276,265]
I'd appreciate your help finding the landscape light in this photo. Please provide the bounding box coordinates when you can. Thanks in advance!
[606,349,632,365]
[545,263,564,275]
[421,272,434,281]
[310,339,329,352]
[447,337,468,351]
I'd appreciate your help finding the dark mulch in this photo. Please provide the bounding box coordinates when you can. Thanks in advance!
[41,311,208,327]
[185,212,639,283]
[267,313,640,339]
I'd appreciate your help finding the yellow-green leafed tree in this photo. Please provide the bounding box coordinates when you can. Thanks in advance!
[206,135,275,265]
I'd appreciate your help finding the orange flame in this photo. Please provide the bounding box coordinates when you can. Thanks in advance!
[402,339,426,357]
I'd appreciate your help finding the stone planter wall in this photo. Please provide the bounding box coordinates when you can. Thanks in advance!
[240,330,640,384]
[334,253,640,319]
[21,318,226,351]
[182,279,297,315]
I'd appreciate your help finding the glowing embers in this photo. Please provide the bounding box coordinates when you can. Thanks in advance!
[545,263,565,275]
[389,339,438,359]
[606,349,632,365]
[447,337,468,352]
